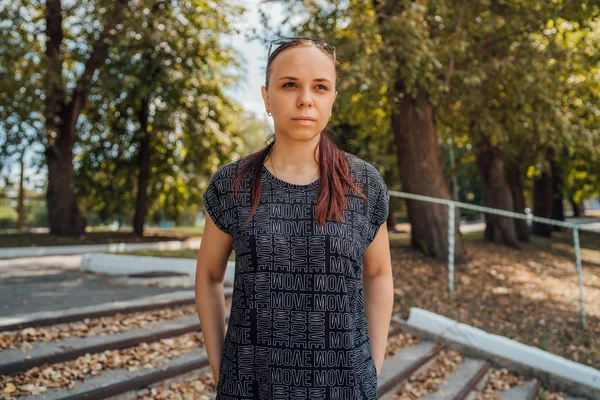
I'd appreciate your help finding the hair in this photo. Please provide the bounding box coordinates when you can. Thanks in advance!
[232,38,367,227]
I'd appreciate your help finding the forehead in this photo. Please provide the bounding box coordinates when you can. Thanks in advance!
[270,45,336,81]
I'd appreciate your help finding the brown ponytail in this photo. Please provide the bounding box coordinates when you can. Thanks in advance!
[232,131,367,227]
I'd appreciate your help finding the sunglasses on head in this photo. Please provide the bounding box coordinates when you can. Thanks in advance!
[267,37,336,62]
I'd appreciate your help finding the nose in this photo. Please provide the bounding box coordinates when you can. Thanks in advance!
[297,88,313,108]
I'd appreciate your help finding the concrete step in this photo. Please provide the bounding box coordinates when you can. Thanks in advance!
[15,351,210,400]
[464,365,493,400]
[105,365,215,400]
[498,380,541,400]
[8,317,405,399]
[0,314,207,376]
[377,341,443,400]
[0,290,197,331]
[421,358,490,400]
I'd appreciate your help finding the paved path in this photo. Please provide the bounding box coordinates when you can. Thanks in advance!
[0,255,189,317]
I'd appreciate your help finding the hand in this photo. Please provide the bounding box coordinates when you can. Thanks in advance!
[212,369,219,388]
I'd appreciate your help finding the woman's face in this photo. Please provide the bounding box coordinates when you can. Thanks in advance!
[261,45,337,140]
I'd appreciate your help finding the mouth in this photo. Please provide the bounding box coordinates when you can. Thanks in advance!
[292,117,316,121]
[293,118,316,125]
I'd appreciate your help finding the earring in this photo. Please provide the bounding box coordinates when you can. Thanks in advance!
[267,111,272,117]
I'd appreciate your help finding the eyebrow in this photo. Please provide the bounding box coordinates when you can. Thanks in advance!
[277,76,332,83]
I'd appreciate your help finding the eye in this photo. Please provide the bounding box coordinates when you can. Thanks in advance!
[282,82,330,91]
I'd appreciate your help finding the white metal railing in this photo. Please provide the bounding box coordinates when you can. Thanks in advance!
[390,190,600,329]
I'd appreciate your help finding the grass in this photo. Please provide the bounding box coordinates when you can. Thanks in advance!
[0,230,196,248]
[145,225,206,235]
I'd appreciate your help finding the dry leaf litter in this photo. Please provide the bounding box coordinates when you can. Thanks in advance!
[390,238,599,368]
[134,327,419,399]
[0,327,212,398]
[0,306,198,351]
[394,350,464,399]
[136,372,217,400]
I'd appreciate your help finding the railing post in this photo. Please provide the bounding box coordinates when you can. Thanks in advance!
[572,227,587,329]
[448,202,455,295]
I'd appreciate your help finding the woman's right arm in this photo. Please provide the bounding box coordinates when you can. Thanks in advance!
[195,210,234,387]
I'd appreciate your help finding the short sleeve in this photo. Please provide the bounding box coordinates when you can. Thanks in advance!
[371,180,390,227]
[202,169,232,236]
[364,166,390,247]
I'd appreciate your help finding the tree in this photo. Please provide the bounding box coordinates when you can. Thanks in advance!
[74,0,248,234]
[0,3,43,193]
[42,0,129,235]
[438,1,599,243]
[2,0,253,235]
[259,0,468,262]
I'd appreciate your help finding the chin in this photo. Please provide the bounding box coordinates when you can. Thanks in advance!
[282,127,323,140]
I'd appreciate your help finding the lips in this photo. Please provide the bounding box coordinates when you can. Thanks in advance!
[293,117,316,121]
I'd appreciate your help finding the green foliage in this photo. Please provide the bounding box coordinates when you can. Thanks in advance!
[0,206,17,229]
[261,0,600,208]
[72,1,271,224]
[441,139,483,207]
[0,1,44,173]
[2,0,599,229]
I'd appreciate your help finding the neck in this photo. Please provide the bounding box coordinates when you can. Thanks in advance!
[266,134,321,171]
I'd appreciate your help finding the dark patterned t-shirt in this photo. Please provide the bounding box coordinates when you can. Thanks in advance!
[202,152,390,400]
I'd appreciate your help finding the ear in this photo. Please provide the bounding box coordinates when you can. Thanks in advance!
[261,85,270,112]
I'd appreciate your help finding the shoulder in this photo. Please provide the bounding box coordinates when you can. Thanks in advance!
[343,152,386,189]
[210,158,243,182]
[344,153,390,230]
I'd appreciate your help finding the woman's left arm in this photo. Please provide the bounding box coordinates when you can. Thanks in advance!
[362,221,394,376]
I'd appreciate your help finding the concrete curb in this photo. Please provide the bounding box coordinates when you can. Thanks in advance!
[0,239,201,259]
[80,253,236,283]
[406,307,600,396]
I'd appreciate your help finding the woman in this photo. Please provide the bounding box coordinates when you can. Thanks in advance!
[195,37,394,400]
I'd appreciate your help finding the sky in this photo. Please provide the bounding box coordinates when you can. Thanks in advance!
[7,0,282,193]
[224,1,277,118]
[223,0,276,120]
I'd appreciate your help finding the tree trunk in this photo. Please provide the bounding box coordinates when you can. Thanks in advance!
[43,0,128,236]
[391,91,467,263]
[475,140,520,248]
[532,169,553,237]
[550,153,565,230]
[374,0,466,263]
[46,142,86,236]
[570,197,581,217]
[504,157,530,242]
[387,212,395,231]
[133,97,151,236]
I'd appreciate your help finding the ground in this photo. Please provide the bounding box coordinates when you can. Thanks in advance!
[389,228,599,369]
[118,225,600,369]
[2,221,598,369]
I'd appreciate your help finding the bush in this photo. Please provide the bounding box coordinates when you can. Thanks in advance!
[0,207,17,229]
